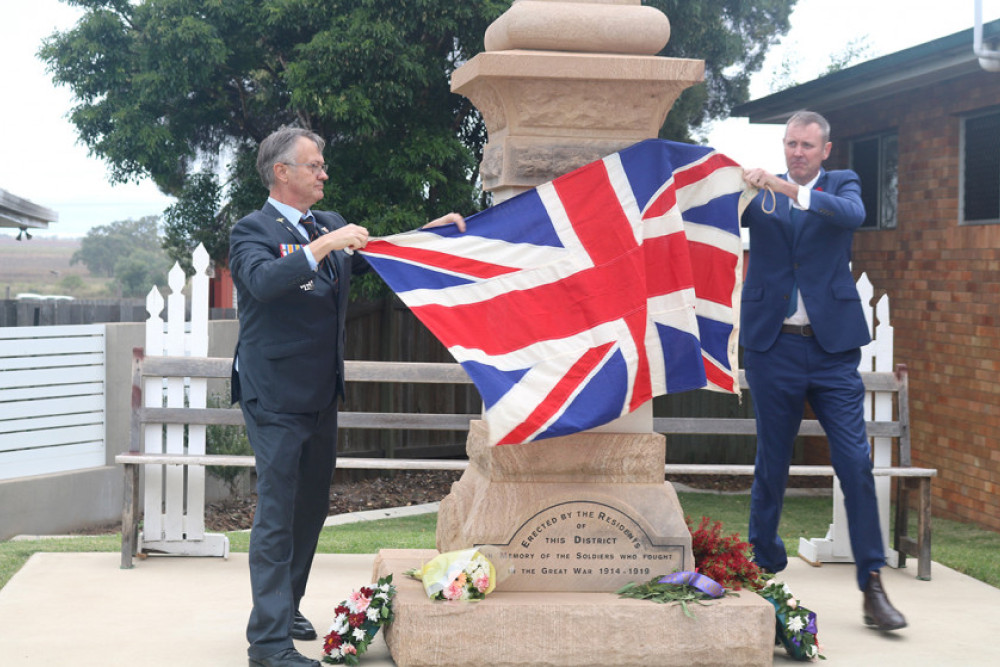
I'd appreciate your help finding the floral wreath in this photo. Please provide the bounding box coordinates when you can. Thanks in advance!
[759,579,824,661]
[619,516,824,661]
[321,574,396,665]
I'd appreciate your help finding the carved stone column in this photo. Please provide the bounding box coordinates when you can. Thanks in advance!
[451,0,704,202]
[374,6,774,664]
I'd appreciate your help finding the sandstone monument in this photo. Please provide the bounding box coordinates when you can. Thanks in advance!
[373,2,773,664]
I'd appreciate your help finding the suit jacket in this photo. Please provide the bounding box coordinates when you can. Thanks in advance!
[740,168,870,354]
[228,203,366,413]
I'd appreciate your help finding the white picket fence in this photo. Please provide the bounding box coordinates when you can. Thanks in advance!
[0,325,107,481]
[138,245,227,558]
[798,272,900,567]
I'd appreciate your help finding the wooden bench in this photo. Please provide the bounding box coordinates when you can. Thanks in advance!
[118,354,935,579]
[117,351,477,569]
[654,365,936,580]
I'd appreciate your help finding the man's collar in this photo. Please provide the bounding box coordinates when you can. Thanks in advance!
[784,169,824,190]
[267,197,312,224]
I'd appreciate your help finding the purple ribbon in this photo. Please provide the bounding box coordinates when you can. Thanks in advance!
[658,571,725,598]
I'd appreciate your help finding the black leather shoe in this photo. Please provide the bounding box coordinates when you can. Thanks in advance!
[291,611,318,641]
[863,570,907,631]
[249,647,320,667]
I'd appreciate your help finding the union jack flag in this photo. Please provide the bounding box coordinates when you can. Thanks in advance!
[360,139,750,445]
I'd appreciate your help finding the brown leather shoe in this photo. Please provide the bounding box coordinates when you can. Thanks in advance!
[863,570,907,631]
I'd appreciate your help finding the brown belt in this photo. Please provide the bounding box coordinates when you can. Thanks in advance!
[780,324,814,337]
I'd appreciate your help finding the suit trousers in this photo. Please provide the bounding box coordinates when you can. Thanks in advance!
[241,397,338,659]
[744,332,885,590]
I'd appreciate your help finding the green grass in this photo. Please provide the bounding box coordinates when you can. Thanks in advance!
[3,495,999,592]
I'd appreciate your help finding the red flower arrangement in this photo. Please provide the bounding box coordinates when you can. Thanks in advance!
[686,515,767,591]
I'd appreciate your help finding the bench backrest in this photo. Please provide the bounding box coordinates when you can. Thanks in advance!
[653,365,911,465]
[128,349,480,455]
[131,350,911,465]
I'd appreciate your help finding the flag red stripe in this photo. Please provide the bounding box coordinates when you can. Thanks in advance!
[644,233,694,297]
[553,160,639,266]
[704,358,736,392]
[554,158,651,404]
[642,153,740,219]
[410,248,646,354]
[496,342,615,445]
[688,241,739,306]
[363,239,519,280]
[673,152,741,190]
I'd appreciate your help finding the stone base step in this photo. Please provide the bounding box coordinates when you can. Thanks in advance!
[373,549,774,667]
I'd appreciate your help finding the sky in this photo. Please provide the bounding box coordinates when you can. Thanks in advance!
[1,0,999,239]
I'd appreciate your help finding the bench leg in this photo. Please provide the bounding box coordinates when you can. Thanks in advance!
[917,477,932,581]
[893,477,910,569]
[121,463,139,569]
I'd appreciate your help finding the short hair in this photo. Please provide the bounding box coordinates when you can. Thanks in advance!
[786,110,831,144]
[256,126,326,189]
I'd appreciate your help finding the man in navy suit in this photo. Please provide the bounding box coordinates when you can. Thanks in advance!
[741,111,906,632]
[230,126,463,667]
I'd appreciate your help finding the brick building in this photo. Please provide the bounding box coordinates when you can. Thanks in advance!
[734,20,1000,532]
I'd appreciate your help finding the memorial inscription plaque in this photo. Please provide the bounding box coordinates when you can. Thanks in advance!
[483,500,686,592]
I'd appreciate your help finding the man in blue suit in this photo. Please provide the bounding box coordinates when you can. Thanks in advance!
[741,111,906,632]
[230,126,463,667]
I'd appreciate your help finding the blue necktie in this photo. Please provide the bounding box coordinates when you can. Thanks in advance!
[786,207,801,318]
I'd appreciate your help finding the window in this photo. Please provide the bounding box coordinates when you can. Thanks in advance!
[962,110,1000,224]
[850,132,898,230]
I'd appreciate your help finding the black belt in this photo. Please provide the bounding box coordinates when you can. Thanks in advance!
[781,324,814,337]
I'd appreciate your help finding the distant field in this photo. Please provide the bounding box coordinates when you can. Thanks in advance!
[0,235,113,299]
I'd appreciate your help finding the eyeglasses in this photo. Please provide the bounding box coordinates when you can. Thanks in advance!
[282,161,328,174]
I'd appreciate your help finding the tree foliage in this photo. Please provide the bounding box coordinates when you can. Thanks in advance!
[70,215,172,296]
[43,0,796,282]
[650,0,798,142]
[41,0,506,285]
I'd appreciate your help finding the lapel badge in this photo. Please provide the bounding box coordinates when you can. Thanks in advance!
[300,279,315,292]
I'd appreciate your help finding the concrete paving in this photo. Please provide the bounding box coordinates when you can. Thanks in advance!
[2,510,999,665]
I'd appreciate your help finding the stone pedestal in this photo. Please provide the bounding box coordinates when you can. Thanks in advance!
[451,0,704,202]
[437,420,692,592]
[373,549,775,667]
[374,3,771,665]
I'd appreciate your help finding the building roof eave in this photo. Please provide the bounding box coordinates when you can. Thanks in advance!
[734,20,1000,124]
[0,188,58,230]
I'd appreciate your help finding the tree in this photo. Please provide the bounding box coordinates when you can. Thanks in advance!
[71,215,165,277]
[114,247,172,297]
[766,35,877,94]
[43,1,797,281]
[649,0,799,142]
[71,215,172,297]
[41,0,507,292]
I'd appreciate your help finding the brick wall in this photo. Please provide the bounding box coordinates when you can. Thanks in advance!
[823,68,1000,532]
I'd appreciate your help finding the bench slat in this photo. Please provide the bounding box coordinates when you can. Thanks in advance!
[115,453,935,479]
[652,417,903,438]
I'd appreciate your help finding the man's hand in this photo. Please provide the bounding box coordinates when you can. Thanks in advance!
[423,212,466,233]
[743,168,798,200]
[309,223,369,260]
